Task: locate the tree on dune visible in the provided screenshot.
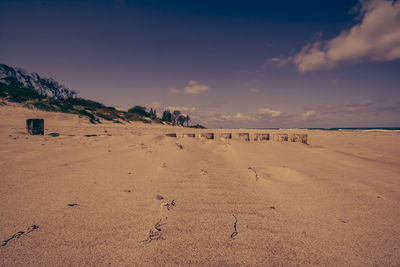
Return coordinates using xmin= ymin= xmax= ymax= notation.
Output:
xmin=161 ymin=109 xmax=172 ymax=123
xmin=172 ymin=110 xmax=181 ymax=125
xmin=177 ymin=114 xmax=187 ymax=126
xmin=128 ymin=105 xmax=148 ymax=116
xmin=186 ymin=115 xmax=191 ymax=126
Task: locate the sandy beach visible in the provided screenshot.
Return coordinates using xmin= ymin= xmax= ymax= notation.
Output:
xmin=1 ymin=103 xmax=400 ymax=266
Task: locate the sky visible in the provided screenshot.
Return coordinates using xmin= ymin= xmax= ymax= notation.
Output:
xmin=1 ymin=0 xmax=400 ymax=128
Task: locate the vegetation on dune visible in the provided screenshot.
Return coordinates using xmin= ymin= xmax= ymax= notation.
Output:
xmin=0 ymin=63 xmax=205 ymax=127
xmin=187 ymin=124 xmax=206 ymax=129
xmin=0 ymin=64 xmax=154 ymax=124
xmin=161 ymin=109 xmax=195 ymax=127
xmin=149 ymin=108 xmax=157 ymax=120
xmin=128 ymin=105 xmax=148 ymax=116
xmin=0 ymin=82 xmax=46 ymax=103
xmin=161 ymin=109 xmax=172 ymax=122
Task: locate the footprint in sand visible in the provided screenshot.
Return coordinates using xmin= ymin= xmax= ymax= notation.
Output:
xmin=143 ymin=219 xmax=166 ymax=243
xmin=230 ymin=214 xmax=238 ymax=238
xmin=162 ymin=200 xmax=176 ymax=211
xmin=0 ymin=225 xmax=39 ymax=248
xmin=143 ymin=196 xmax=177 ymax=244
xmin=248 ymin=167 xmax=261 ymax=181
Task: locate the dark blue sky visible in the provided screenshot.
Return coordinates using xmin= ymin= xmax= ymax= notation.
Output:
xmin=1 ymin=0 xmax=400 ymax=127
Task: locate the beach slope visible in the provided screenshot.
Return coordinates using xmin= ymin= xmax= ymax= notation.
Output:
xmin=1 ymin=104 xmax=400 ymax=266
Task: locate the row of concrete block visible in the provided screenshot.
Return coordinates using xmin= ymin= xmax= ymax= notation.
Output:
xmin=166 ymin=133 xmax=308 ymax=144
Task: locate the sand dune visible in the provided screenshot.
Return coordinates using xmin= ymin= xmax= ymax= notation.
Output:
xmin=1 ymin=104 xmax=400 ymax=266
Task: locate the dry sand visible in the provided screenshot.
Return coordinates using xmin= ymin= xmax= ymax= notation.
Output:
xmin=1 ymin=103 xmax=400 ymax=266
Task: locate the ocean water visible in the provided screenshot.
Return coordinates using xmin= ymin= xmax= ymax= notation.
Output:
xmin=304 ymin=127 xmax=400 ymax=131
xmin=247 ymin=127 xmax=400 ymax=131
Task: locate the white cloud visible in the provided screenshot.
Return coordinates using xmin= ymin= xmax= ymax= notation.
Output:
xmin=207 ymin=107 xmax=284 ymax=123
xmin=272 ymin=0 xmax=400 ymax=72
xmin=267 ymin=56 xmax=292 ymax=68
xmin=232 ymin=113 xmax=252 ymax=120
xmin=144 ymin=101 xmax=162 ymax=110
xmin=210 ymin=113 xmax=253 ymax=122
xmin=249 ymin=87 xmax=259 ymax=93
xmin=165 ymin=106 xmax=196 ymax=112
xmin=301 ymin=110 xmax=318 ymax=121
xmin=257 ymin=107 xmax=282 ymax=118
xmin=183 ymin=80 xmax=209 ymax=95
xmin=168 ymin=80 xmax=209 ymax=95
xmin=294 ymin=40 xmax=337 ymax=72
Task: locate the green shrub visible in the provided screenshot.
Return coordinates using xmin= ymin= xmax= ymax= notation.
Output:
xmin=78 ymin=109 xmax=101 ymax=124
xmin=0 ymin=83 xmax=45 ymax=102
xmin=188 ymin=124 xmax=206 ymax=129
xmin=60 ymin=103 xmax=74 ymax=113
xmin=96 ymin=112 xmax=114 ymax=121
xmin=128 ymin=105 xmax=148 ymax=116
xmin=66 ymin=97 xmax=105 ymax=109
xmin=31 ymin=101 xmax=59 ymax=112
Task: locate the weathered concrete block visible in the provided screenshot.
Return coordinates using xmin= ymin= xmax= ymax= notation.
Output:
xmin=272 ymin=133 xmax=288 ymax=142
xmin=291 ymin=134 xmax=308 ymax=144
xmin=165 ymin=133 xmax=177 ymax=138
xmin=238 ymin=133 xmax=250 ymax=141
xmin=254 ymin=133 xmax=269 ymax=141
xmin=26 ymin=118 xmax=44 ymax=135
xmin=220 ymin=133 xmax=232 ymax=139
xmin=182 ymin=133 xmax=196 ymax=138
xmin=200 ymin=133 xmax=214 ymax=139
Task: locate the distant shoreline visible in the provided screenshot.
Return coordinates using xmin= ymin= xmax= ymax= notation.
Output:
xmin=219 ymin=127 xmax=400 ymax=131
